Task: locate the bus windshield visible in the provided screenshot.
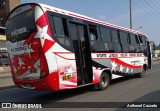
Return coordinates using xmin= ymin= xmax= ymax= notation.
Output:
xmin=6 ymin=9 xmax=36 ymax=42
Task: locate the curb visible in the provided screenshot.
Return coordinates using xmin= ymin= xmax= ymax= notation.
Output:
xmin=0 ymin=85 xmax=16 ymax=90
xmin=0 ymin=76 xmax=12 ymax=78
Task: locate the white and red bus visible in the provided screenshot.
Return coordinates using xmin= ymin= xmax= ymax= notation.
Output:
xmin=6 ymin=3 xmax=152 ymax=90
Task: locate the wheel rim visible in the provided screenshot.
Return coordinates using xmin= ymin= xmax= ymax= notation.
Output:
xmin=101 ymin=75 xmax=108 ymax=87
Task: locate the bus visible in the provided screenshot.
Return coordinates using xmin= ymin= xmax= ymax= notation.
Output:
xmin=6 ymin=3 xmax=152 ymax=91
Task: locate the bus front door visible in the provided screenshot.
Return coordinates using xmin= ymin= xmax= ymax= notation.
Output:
xmin=70 ymin=23 xmax=93 ymax=86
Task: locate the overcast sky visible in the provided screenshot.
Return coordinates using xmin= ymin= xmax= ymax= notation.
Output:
xmin=21 ymin=0 xmax=160 ymax=45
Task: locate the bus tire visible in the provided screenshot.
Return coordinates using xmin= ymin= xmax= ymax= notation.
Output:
xmin=137 ymin=67 xmax=145 ymax=78
xmin=96 ymin=72 xmax=110 ymax=90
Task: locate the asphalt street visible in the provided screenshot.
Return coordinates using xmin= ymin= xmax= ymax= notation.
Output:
xmin=0 ymin=64 xmax=160 ymax=111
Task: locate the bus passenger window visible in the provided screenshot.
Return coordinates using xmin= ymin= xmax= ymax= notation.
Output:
xmin=111 ymin=30 xmax=119 ymax=44
xmin=141 ymin=36 xmax=148 ymax=55
xmin=90 ymin=32 xmax=96 ymax=41
xmin=129 ymin=34 xmax=139 ymax=52
xmin=52 ymin=16 xmax=69 ymax=37
xmin=111 ymin=29 xmax=122 ymax=52
xmin=120 ymin=31 xmax=129 ymax=53
xmin=89 ymin=25 xmax=98 ymax=42
xmin=100 ymin=27 xmax=113 ymax=52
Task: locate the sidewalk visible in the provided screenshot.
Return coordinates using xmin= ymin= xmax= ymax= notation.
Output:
xmin=0 ymin=72 xmax=15 ymax=90
xmin=0 ymin=66 xmax=11 ymax=74
xmin=153 ymin=58 xmax=160 ymax=65
xmin=0 ymin=73 xmax=12 ymax=78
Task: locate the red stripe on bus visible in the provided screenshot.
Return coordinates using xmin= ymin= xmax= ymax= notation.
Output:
xmin=110 ymin=58 xmax=142 ymax=69
xmin=54 ymin=52 xmax=75 ymax=60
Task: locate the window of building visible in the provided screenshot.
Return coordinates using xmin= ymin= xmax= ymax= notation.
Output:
xmin=0 ymin=0 xmax=5 ymax=7
xmin=0 ymin=41 xmax=6 ymax=49
xmin=0 ymin=28 xmax=5 ymax=35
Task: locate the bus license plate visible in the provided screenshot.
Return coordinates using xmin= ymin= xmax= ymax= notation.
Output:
xmin=62 ymin=75 xmax=72 ymax=81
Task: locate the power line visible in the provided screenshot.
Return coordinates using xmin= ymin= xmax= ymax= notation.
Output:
xmin=154 ymin=0 xmax=160 ymax=7
xmin=139 ymin=0 xmax=160 ymax=17
xmin=143 ymin=0 xmax=160 ymax=16
xmin=150 ymin=0 xmax=160 ymax=12
xmin=139 ymin=0 xmax=160 ymax=19
xmin=133 ymin=0 xmax=160 ymax=23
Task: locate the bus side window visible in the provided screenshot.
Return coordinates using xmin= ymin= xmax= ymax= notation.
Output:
xmin=111 ymin=29 xmax=122 ymax=52
xmin=129 ymin=33 xmax=139 ymax=52
xmin=52 ymin=16 xmax=69 ymax=37
xmin=100 ymin=27 xmax=113 ymax=52
xmin=142 ymin=36 xmax=148 ymax=56
xmin=89 ymin=25 xmax=98 ymax=42
xmin=138 ymin=35 xmax=144 ymax=52
xmin=138 ymin=35 xmax=147 ymax=55
xmin=89 ymin=25 xmax=106 ymax=52
xmin=119 ymin=31 xmax=129 ymax=53
xmin=135 ymin=35 xmax=142 ymax=52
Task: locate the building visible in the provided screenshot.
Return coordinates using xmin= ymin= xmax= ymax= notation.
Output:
xmin=0 ymin=27 xmax=6 ymax=50
xmin=0 ymin=27 xmax=9 ymax=65
xmin=0 ymin=0 xmax=20 ymax=65
xmin=0 ymin=0 xmax=20 ymax=45
xmin=0 ymin=0 xmax=20 ymax=27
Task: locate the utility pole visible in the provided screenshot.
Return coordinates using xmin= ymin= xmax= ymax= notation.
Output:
xmin=129 ymin=0 xmax=132 ymax=29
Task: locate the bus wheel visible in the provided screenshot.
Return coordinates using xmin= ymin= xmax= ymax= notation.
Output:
xmin=137 ymin=67 xmax=145 ymax=78
xmin=97 ymin=72 xmax=110 ymax=90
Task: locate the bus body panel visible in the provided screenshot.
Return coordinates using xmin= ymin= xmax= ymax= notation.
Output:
xmin=6 ymin=3 xmax=151 ymax=91
xmin=6 ymin=4 xmax=56 ymax=90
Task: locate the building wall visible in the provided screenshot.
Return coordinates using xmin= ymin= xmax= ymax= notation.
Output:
xmin=9 ymin=0 xmax=20 ymax=11
xmin=0 ymin=0 xmax=20 ymax=65
xmin=0 ymin=35 xmax=6 ymax=41
xmin=0 ymin=0 xmax=20 ymax=27
xmin=0 ymin=0 xmax=20 ymax=53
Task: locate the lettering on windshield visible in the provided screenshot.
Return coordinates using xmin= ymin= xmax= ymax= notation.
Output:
xmin=11 ymin=27 xmax=27 ymax=36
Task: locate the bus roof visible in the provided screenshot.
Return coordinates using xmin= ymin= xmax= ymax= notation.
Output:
xmin=9 ymin=3 xmax=148 ymax=37
xmin=37 ymin=3 xmax=146 ymax=36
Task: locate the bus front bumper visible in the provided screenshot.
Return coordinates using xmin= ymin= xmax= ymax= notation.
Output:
xmin=12 ymin=72 xmax=59 ymax=91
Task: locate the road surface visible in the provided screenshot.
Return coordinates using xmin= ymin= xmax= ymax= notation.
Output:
xmin=0 ymin=64 xmax=160 ymax=111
